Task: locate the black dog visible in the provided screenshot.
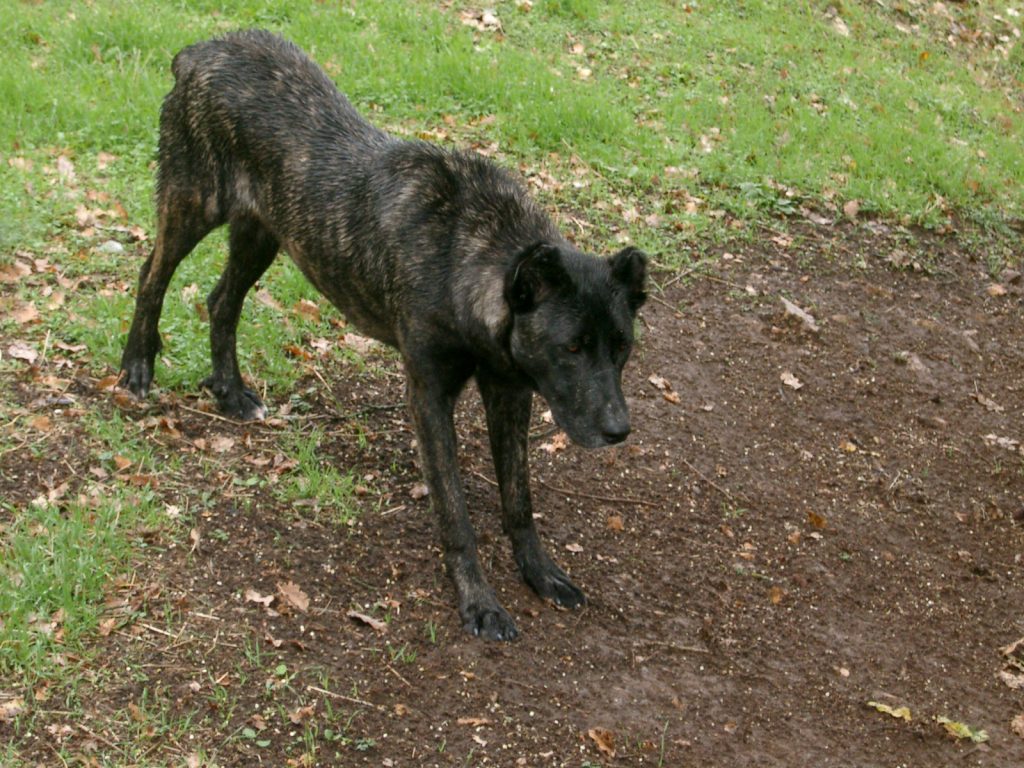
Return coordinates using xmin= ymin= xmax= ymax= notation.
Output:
xmin=120 ymin=30 xmax=646 ymax=641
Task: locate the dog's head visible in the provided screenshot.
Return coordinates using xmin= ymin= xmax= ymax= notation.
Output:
xmin=505 ymin=242 xmax=647 ymax=449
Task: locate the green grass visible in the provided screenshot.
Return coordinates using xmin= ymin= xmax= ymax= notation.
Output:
xmin=0 ymin=492 xmax=155 ymax=677
xmin=0 ymin=2 xmax=1022 ymax=760
xmin=2 ymin=1 xmax=1022 ymax=262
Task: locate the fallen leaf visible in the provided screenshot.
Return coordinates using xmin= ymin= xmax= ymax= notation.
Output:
xmin=0 ymin=261 xmax=32 ymax=283
xmin=539 ymin=432 xmax=569 ymax=454
xmin=340 ymin=332 xmax=378 ymax=355
xmin=867 ymin=701 xmax=911 ymax=721
xmin=11 ymin=302 xmax=39 ymax=324
xmin=780 ymin=371 xmax=803 ymax=390
xmin=987 ymin=284 xmax=1007 ymax=297
xmin=346 ymin=610 xmax=387 ymax=633
xmin=587 ymin=727 xmax=616 ymax=758
xmin=255 ymin=288 xmax=283 ymax=311
xmin=648 ymin=374 xmax=671 ymax=391
xmin=245 ymin=588 xmax=274 ymax=607
xmin=972 ymin=392 xmax=1004 ymax=413
xmin=96 ymin=151 xmax=118 ymax=170
xmin=98 ymin=617 xmax=118 ymax=637
xmin=457 ymin=717 xmax=492 ymax=727
xmin=839 ymin=440 xmax=858 ymax=453
xmin=842 ymin=199 xmax=860 ymax=220
xmin=1011 ymin=713 xmax=1024 ymax=739
xmin=288 ymin=704 xmax=316 ymax=724
xmin=293 ymin=299 xmax=321 ymax=323
xmin=780 ymin=297 xmax=819 ymax=333
xmin=1001 ymin=636 xmax=1024 ymax=657
xmin=410 ymin=483 xmax=429 ymax=500
xmin=56 ymin=155 xmax=76 ymax=185
xmin=95 ymin=374 xmax=121 ymax=391
xmin=936 ymin=716 xmax=988 ymax=743
xmin=663 ymin=390 xmax=681 ymax=405
xmin=0 ymin=697 xmax=26 ymax=722
xmin=998 ymin=671 xmax=1024 ymax=690
xmin=277 ymin=581 xmax=310 ymax=612
xmin=189 ymin=527 xmax=201 ymax=553
xmin=209 ymin=436 xmax=236 ymax=453
xmin=769 ymin=586 xmax=785 ymax=605
xmin=7 ymin=342 xmax=38 ymax=364
xmin=830 ymin=14 xmax=851 ymax=37
xmin=565 ymin=542 xmax=584 ymax=553
xmin=983 ymin=434 xmax=1021 ymax=452
xmin=807 ymin=511 xmax=827 ymax=529
xmin=606 ymin=515 xmax=625 ymax=532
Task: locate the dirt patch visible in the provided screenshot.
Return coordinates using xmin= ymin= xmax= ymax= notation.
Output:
xmin=4 ymin=223 xmax=1024 ymax=766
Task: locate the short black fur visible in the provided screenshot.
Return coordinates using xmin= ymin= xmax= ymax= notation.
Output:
xmin=120 ymin=30 xmax=647 ymax=641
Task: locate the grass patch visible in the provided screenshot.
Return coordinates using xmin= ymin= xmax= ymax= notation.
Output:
xmin=0 ymin=491 xmax=157 ymax=677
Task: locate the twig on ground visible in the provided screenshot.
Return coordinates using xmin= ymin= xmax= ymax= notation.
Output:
xmin=681 ymin=458 xmax=749 ymax=506
xmin=307 ymin=684 xmax=386 ymax=711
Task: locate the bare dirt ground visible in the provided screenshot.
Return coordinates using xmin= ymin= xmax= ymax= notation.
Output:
xmin=4 ymin=221 xmax=1024 ymax=766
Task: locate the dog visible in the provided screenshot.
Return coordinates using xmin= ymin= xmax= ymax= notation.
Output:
xmin=119 ymin=30 xmax=647 ymax=641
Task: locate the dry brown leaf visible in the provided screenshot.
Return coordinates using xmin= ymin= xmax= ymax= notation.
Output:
xmin=346 ymin=610 xmax=387 ymax=633
xmin=12 ymin=302 xmax=39 ymax=324
xmin=0 ymin=261 xmax=32 ymax=283
xmin=1012 ymin=713 xmax=1024 ymax=739
xmin=663 ymin=390 xmax=681 ymax=405
xmin=987 ymin=283 xmax=1007 ymax=297
xmin=410 ymin=483 xmax=429 ymax=500
xmin=588 ymin=727 xmax=616 ymax=758
xmin=340 ymin=332 xmax=378 ymax=355
xmin=293 ymin=298 xmax=321 ymax=323
xmin=95 ymin=374 xmax=121 ymax=391
xmin=998 ymin=671 xmax=1024 ymax=690
xmin=842 ymin=199 xmax=860 ymax=220
xmin=807 ymin=511 xmax=827 ymax=529
xmin=277 ymin=581 xmax=310 ymax=612
xmin=457 ymin=716 xmax=492 ymax=727
xmin=539 ymin=432 xmax=569 ymax=454
xmin=255 ymin=288 xmax=283 ymax=311
xmin=189 ymin=527 xmax=201 ymax=553
xmin=781 ymin=371 xmax=803 ymax=390
xmin=288 ymin=704 xmax=316 ymax=724
xmin=565 ymin=542 xmax=584 ymax=553
xmin=972 ymin=392 xmax=1004 ymax=413
xmin=209 ymin=436 xmax=236 ymax=453
xmin=98 ymin=617 xmax=118 ymax=637
xmin=769 ymin=586 xmax=786 ymax=605
xmin=606 ymin=515 xmax=625 ymax=532
xmin=244 ymin=588 xmax=274 ymax=607
xmin=7 ymin=342 xmax=38 ymax=364
xmin=648 ymin=373 xmax=671 ymax=391
xmin=28 ymin=415 xmax=52 ymax=432
xmin=781 ymin=297 xmax=819 ymax=333
xmin=0 ymin=697 xmax=26 ymax=722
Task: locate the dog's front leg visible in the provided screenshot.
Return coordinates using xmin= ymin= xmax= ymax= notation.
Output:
xmin=476 ymin=368 xmax=585 ymax=609
xmin=406 ymin=366 xmax=519 ymax=641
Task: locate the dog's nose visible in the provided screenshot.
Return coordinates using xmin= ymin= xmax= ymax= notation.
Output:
xmin=602 ymin=424 xmax=630 ymax=444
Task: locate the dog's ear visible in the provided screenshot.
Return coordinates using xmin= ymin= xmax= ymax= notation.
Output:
xmin=610 ymin=246 xmax=647 ymax=313
xmin=506 ymin=243 xmax=568 ymax=313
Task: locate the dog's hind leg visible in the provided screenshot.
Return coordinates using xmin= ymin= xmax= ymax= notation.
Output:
xmin=120 ymin=191 xmax=218 ymax=398
xmin=477 ymin=368 xmax=586 ymax=609
xmin=201 ymin=217 xmax=279 ymax=420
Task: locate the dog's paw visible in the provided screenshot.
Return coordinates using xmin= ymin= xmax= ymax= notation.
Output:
xmin=202 ymin=378 xmax=267 ymax=421
xmin=119 ymin=359 xmax=153 ymax=399
xmin=461 ymin=603 xmax=519 ymax=642
xmin=525 ymin=565 xmax=586 ymax=609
